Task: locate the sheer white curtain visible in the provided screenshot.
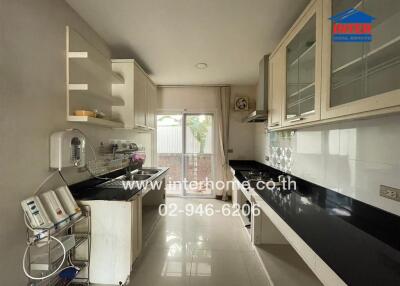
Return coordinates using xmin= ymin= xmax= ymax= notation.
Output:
xmin=216 ymin=86 xmax=231 ymax=200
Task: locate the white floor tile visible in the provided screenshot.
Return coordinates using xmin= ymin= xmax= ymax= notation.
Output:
xmin=128 ymin=197 xmax=269 ymax=286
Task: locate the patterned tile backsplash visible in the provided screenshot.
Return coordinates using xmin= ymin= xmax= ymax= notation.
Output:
xmin=258 ymin=114 xmax=400 ymax=216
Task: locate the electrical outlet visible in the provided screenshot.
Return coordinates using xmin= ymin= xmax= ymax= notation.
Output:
xmin=380 ymin=185 xmax=400 ymax=202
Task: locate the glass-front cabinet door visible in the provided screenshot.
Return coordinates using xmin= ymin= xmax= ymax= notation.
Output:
xmin=282 ymin=0 xmax=322 ymax=126
xmin=321 ymin=0 xmax=400 ymax=119
xmin=268 ymin=50 xmax=284 ymax=129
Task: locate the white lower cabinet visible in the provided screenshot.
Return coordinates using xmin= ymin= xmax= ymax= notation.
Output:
xmin=232 ymin=177 xmax=248 ymax=206
xmin=80 ymin=195 xmax=142 ymax=285
xmin=131 ymin=194 xmax=142 ymax=266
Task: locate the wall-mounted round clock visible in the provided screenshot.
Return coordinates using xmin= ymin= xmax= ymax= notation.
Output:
xmin=234 ymin=96 xmax=249 ymax=111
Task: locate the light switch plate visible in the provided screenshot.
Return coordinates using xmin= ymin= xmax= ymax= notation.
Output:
xmin=380 ymin=185 xmax=400 ymax=202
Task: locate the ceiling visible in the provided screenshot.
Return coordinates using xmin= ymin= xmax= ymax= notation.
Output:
xmin=66 ymin=0 xmax=309 ymax=85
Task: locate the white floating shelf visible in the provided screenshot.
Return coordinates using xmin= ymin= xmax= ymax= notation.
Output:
xmin=68 ymin=88 xmax=124 ymax=106
xmin=68 ymin=83 xmax=88 ymax=91
xmin=67 ymin=116 xmax=124 ymax=128
xmin=112 ymin=72 xmax=125 ymax=84
xmin=68 ymin=51 xmax=88 ymax=58
xmin=111 ymin=96 xmax=125 ymax=106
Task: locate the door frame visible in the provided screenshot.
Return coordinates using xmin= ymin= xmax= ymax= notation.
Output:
xmin=156 ymin=110 xmax=217 ymax=198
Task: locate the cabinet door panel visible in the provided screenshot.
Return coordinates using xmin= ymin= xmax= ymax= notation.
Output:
xmin=282 ymin=0 xmax=322 ymax=126
xmin=268 ymin=52 xmax=283 ymax=129
xmin=321 ymin=0 xmax=400 ymax=119
xmin=285 ymin=16 xmax=316 ymax=120
xmin=146 ymin=80 xmax=156 ymax=129
xmin=134 ymin=65 xmax=147 ymax=128
xmin=130 ymin=195 xmax=142 ymax=266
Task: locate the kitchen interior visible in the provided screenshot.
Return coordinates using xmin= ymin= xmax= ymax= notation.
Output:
xmin=1 ymin=0 xmax=400 ymax=285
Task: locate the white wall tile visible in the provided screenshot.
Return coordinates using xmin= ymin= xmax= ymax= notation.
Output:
xmin=254 ymin=114 xmax=400 ymax=216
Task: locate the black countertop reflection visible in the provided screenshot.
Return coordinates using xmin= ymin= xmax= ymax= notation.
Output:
xmin=69 ymin=168 xmax=141 ymax=201
xmin=69 ymin=167 xmax=168 ymax=201
xmin=229 ymin=160 xmax=400 ymax=286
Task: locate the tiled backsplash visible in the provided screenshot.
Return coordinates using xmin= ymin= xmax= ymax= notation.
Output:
xmin=259 ymin=114 xmax=400 ymax=216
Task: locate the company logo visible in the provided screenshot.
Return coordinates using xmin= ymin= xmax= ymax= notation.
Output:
xmin=330 ymin=8 xmax=375 ymax=42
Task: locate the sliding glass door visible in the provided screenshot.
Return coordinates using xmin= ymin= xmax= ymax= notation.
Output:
xmin=183 ymin=114 xmax=214 ymax=196
xmin=157 ymin=113 xmax=214 ymax=197
xmin=157 ymin=114 xmax=184 ymax=196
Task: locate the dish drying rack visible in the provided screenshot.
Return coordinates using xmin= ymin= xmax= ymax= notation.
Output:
xmin=87 ymin=149 xmax=146 ymax=177
xmin=25 ymin=173 xmax=91 ymax=286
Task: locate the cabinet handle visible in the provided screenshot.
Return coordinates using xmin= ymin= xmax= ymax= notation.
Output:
xmin=269 ymin=122 xmax=280 ymax=127
xmin=288 ymin=117 xmax=304 ymax=123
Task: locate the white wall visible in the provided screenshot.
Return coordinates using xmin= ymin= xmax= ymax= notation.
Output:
xmin=158 ymin=86 xmax=221 ymax=112
xmin=253 ymin=122 xmax=268 ymax=162
xmin=158 ymin=85 xmax=257 ymax=159
xmin=253 ymin=114 xmax=400 ymax=216
xmin=228 ymin=85 xmax=257 ymax=160
xmin=0 ymin=0 xmax=151 ymax=283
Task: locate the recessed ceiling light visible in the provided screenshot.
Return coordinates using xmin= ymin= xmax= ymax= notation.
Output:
xmin=195 ymin=63 xmax=208 ymax=69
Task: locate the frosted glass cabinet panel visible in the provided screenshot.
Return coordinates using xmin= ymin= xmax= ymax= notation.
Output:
xmin=322 ymin=0 xmax=400 ymax=119
xmin=286 ymin=15 xmax=316 ymax=119
xmin=282 ymin=0 xmax=322 ymax=127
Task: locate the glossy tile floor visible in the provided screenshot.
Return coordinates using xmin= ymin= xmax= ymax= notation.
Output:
xmin=128 ymin=197 xmax=270 ymax=286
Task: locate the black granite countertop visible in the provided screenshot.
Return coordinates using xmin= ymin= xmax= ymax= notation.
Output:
xmin=229 ymin=160 xmax=400 ymax=286
xmin=69 ymin=167 xmax=168 ymax=201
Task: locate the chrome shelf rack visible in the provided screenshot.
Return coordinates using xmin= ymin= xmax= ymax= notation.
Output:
xmin=25 ymin=206 xmax=91 ymax=286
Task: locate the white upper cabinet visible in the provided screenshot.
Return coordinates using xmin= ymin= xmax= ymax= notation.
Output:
xmin=112 ymin=59 xmax=156 ymax=130
xmin=281 ymin=0 xmax=323 ymax=126
xmin=133 ymin=64 xmax=148 ymax=129
xmin=268 ymin=50 xmax=284 ymax=129
xmin=146 ymin=79 xmax=157 ymax=130
xmin=321 ymin=0 xmax=400 ymax=119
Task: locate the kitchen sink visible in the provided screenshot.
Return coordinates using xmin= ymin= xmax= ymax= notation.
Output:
xmin=95 ymin=168 xmax=165 ymax=189
xmin=136 ymin=169 xmax=160 ymax=175
xmin=98 ymin=174 xmax=151 ymax=188
xmin=131 ymin=174 xmax=152 ymax=180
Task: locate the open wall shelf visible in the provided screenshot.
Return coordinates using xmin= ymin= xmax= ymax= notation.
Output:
xmin=67 ymin=116 xmax=124 ymax=128
xmin=255 ymin=244 xmax=322 ymax=286
xmin=68 ymin=87 xmax=124 ymax=106
xmin=66 ymin=26 xmax=125 ymax=128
